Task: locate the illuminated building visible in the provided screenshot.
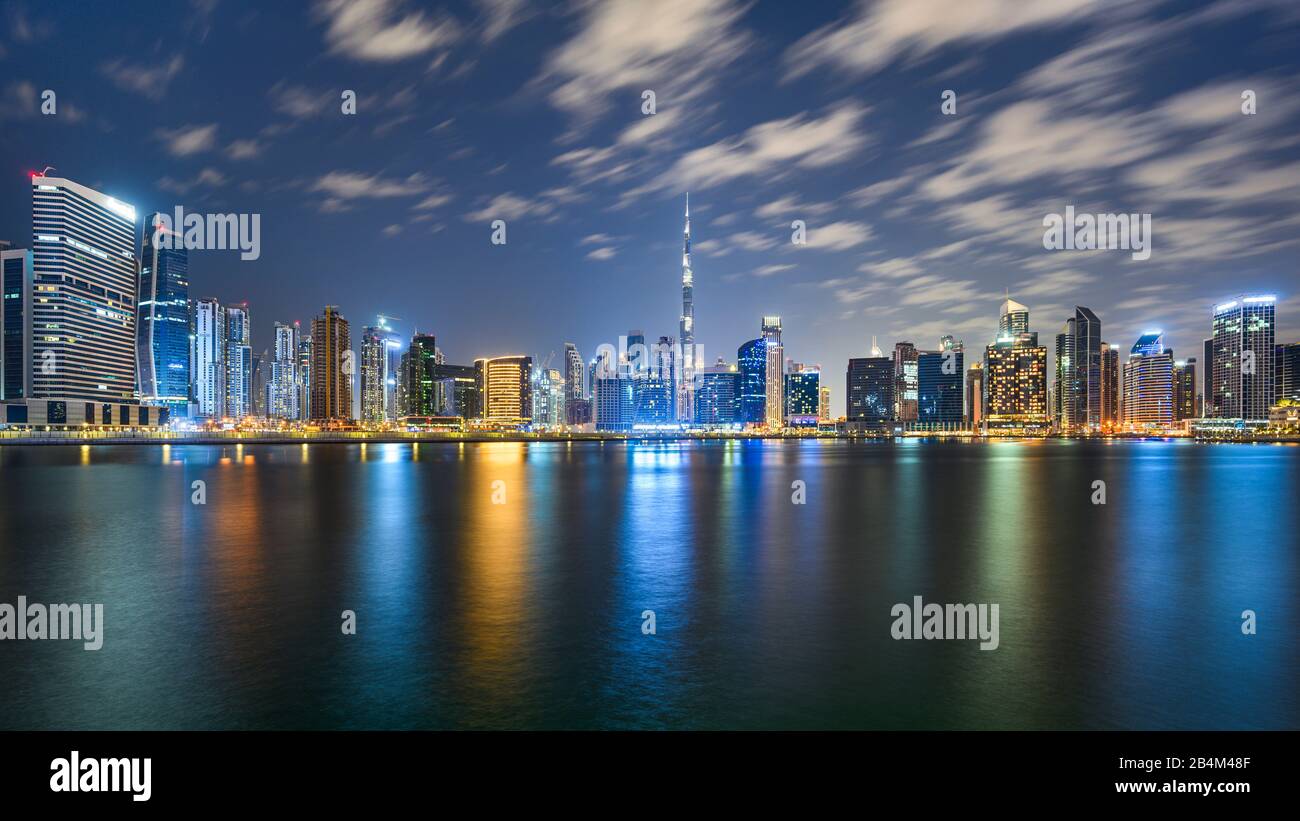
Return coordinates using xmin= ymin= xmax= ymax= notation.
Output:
xmin=634 ymin=336 xmax=674 ymax=425
xmin=1173 ymin=358 xmax=1197 ymax=421
xmin=1053 ymin=306 xmax=1102 ymax=432
xmin=696 ymin=359 xmax=738 ymax=426
xmin=918 ymin=348 xmax=963 ymax=425
xmin=1274 ymin=342 xmax=1298 ymax=404
xmin=677 ymin=194 xmax=695 ymax=423
xmin=1122 ymin=332 xmax=1174 ymax=428
xmin=224 ymin=302 xmax=252 ymax=418
xmin=999 ymin=297 xmax=1029 ymax=336
xmin=965 ymin=361 xmax=983 ymax=429
xmin=309 ymin=305 xmax=351 ymax=422
xmin=737 ymin=337 xmax=765 ymax=425
xmin=269 ymin=322 xmax=300 ymax=420
xmin=1211 ymin=295 xmax=1276 ymax=421
xmin=432 ymin=363 xmax=477 ymax=418
xmin=846 ymin=356 xmax=894 ymax=424
xmin=818 ymin=385 xmax=830 ymax=422
xmin=893 ymin=341 xmax=918 ymax=421
xmin=480 ymin=355 xmax=532 ymax=426
xmin=1202 ymin=338 xmax=1214 ymax=416
xmin=403 ymin=334 xmax=438 ymax=416
xmin=984 ymin=336 xmax=1048 ymax=432
xmin=30 ymin=174 xmax=138 ymax=404
xmin=361 ymin=319 xmax=400 ymax=425
xmin=531 ymin=367 xmax=566 ymax=429
xmin=1100 ymin=343 xmax=1119 ymax=428
xmin=784 ymin=365 xmax=819 ymax=427
xmin=1 ymin=247 xmax=33 ymax=403
xmin=191 ymin=298 xmax=225 ymax=419
xmin=297 ymin=333 xmax=312 ymax=421
xmin=763 ymin=316 xmax=783 ymax=428
xmin=136 ymin=213 xmax=190 ymax=418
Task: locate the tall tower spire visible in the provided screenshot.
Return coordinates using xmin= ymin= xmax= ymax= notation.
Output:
xmin=678 ymin=193 xmax=695 ymax=422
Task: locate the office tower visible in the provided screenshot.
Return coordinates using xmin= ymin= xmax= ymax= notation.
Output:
xmin=297 ymin=334 xmax=312 ymax=421
xmin=762 ymin=316 xmax=783 ymax=429
xmin=1211 ymin=295 xmax=1276 ymax=421
xmin=893 ymin=342 xmax=918 ymax=421
xmin=30 ymin=174 xmax=138 ymax=403
xmin=633 ymin=336 xmax=674 ymax=425
xmin=481 ymin=355 xmax=532 ymax=425
xmin=918 ymin=349 xmax=963 ymax=424
xmin=818 ymin=385 xmax=831 ymax=422
xmin=136 ymin=213 xmax=190 ymax=418
xmin=965 ymin=361 xmax=984 ymax=429
xmin=0 ymin=248 xmax=33 ymax=402
xmin=250 ymin=350 xmax=268 ymax=417
xmin=592 ymin=349 xmax=634 ymax=432
xmin=977 ymin=329 xmax=1050 ymax=428
xmin=309 ymin=306 xmax=351 ymax=422
xmin=696 ymin=359 xmax=738 ymax=426
xmin=784 ymin=365 xmax=820 ymax=427
xmin=360 ymin=324 xmax=389 ymax=425
xmin=430 ymin=363 xmax=478 ymax=417
xmin=1202 ymin=338 xmax=1214 ymax=416
xmin=1100 ymin=342 xmax=1119 ymax=428
xmin=939 ymin=335 xmax=963 ymax=352
xmin=678 ymin=193 xmax=695 ymax=423
xmin=1173 ymin=358 xmax=1197 ymax=421
xmin=562 ymin=342 xmax=587 ymax=424
xmin=191 ymin=297 xmax=226 ymax=419
xmin=999 ymin=297 xmax=1029 ymax=337
xmin=1053 ymin=307 xmax=1102 ymax=432
xmin=1122 ymin=332 xmax=1174 ymax=428
xmin=735 ymin=337 xmax=765 ymax=425
xmin=531 ymin=367 xmax=566 ymax=429
xmin=846 ymin=356 xmax=895 ymax=423
xmin=224 ymin=303 xmax=252 ymax=418
xmin=1275 ymin=342 xmax=1299 ymax=403
xmin=269 ymin=322 xmax=301 ymax=420
xmin=404 ymin=334 xmax=438 ymax=416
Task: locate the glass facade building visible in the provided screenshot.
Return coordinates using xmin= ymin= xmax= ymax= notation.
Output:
xmin=918 ymin=350 xmax=963 ymax=424
xmin=136 ymin=214 xmax=190 ymax=417
xmin=737 ymin=337 xmax=765 ymax=425
xmin=846 ymin=356 xmax=894 ymax=423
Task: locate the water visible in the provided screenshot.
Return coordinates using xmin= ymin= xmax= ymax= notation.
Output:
xmin=0 ymin=439 xmax=1296 ymax=730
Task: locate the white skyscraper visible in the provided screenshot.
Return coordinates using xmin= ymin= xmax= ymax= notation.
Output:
xmin=763 ymin=316 xmax=783 ymax=429
xmin=30 ymin=175 xmax=138 ymax=403
xmin=192 ymin=298 xmax=226 ymax=419
xmin=677 ymin=193 xmax=695 ymax=422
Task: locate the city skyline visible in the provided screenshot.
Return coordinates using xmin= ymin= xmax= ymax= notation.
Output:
xmin=1 ymin=1 xmax=1298 ymax=418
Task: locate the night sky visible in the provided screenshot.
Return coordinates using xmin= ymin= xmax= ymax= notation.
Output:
xmin=1 ymin=0 xmax=1297 ymax=414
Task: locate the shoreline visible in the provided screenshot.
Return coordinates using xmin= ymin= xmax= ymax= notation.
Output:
xmin=1 ymin=432 xmax=1296 ymax=446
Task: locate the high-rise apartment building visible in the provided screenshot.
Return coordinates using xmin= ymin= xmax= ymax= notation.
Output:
xmin=1211 ymin=295 xmax=1276 ymax=421
xmin=309 ymin=306 xmax=351 ymax=422
xmin=480 ymin=355 xmax=532 ymax=425
xmin=1122 ymin=332 xmax=1174 ymax=428
xmin=191 ymin=298 xmax=225 ymax=419
xmin=762 ymin=316 xmax=783 ymax=429
xmin=224 ymin=303 xmax=252 ymax=418
xmin=893 ymin=342 xmax=918 ymax=422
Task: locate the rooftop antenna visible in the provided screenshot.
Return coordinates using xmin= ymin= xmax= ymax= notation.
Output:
xmin=40 ymin=166 xmax=56 ymax=177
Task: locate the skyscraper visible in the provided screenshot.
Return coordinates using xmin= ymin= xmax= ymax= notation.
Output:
xmin=404 ymin=334 xmax=438 ymax=416
xmin=1122 ymin=332 xmax=1174 ymax=428
xmin=846 ymin=356 xmax=894 ymax=424
xmin=191 ymin=298 xmax=226 ymax=419
xmin=1278 ymin=342 xmax=1300 ymax=404
xmin=965 ymin=361 xmax=984 ymax=429
xmin=893 ymin=342 xmax=918 ymax=421
xmin=634 ymin=336 xmax=675 ymax=425
xmin=918 ymin=349 xmax=963 ymax=425
xmin=696 ymin=359 xmax=738 ymax=426
xmin=1173 ymin=358 xmax=1197 ymax=421
xmin=762 ymin=316 xmax=783 ymax=429
xmin=1054 ymin=307 xmax=1102 ymax=432
xmin=31 ymin=175 xmax=138 ymax=403
xmin=0 ymin=247 xmax=33 ymax=402
xmin=784 ymin=365 xmax=820 ymax=427
xmin=481 ymin=355 xmax=532 ymax=425
xmin=1202 ymin=338 xmax=1215 ymax=417
xmin=269 ymin=321 xmax=300 ymax=420
xmin=737 ymin=337 xmax=765 ymax=425
xmin=818 ymin=385 xmax=831 ymax=422
xmin=1211 ymin=295 xmax=1276 ymax=421
xmin=592 ymin=348 xmax=634 ymax=432
xmin=360 ymin=322 xmax=396 ymax=425
xmin=309 ymin=306 xmax=351 ymax=423
xmin=297 ymin=333 xmax=312 ymax=421
xmin=677 ymin=193 xmax=695 ymax=423
xmin=999 ymin=297 xmax=1030 ymax=337
xmin=1100 ymin=342 xmax=1120 ymax=428
xmin=136 ymin=213 xmax=190 ymax=418
xmin=531 ymin=367 xmax=566 ymax=429
xmin=224 ymin=302 xmax=252 ymax=419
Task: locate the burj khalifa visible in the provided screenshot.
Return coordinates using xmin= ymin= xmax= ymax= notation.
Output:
xmin=678 ymin=193 xmax=695 ymax=422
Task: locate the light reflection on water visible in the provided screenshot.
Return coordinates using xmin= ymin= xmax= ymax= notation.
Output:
xmin=0 ymin=439 xmax=1296 ymax=729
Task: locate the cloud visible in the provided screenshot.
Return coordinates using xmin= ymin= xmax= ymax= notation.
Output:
xmin=312 ymin=170 xmax=434 ymax=201
xmin=784 ymin=0 xmax=1095 ymax=78
xmin=101 ymin=56 xmax=185 ymax=101
xmin=633 ymin=102 xmax=871 ymax=195
xmin=315 ymin=0 xmax=461 ymax=61
xmin=382 ymin=224 xmax=404 ymax=236
xmin=268 ymin=82 xmax=334 ymax=119
xmin=753 ymin=264 xmax=796 ymax=277
xmin=586 ymin=247 xmax=617 ymax=261
xmin=157 ymin=167 xmax=228 ymax=195
xmin=155 ymin=123 xmax=219 ymax=157
xmin=755 ymin=195 xmax=834 ymax=220
xmin=0 ymin=81 xmax=38 ymax=119
xmin=463 ymin=192 xmax=556 ymax=222
xmin=225 ymin=139 xmax=264 ymax=160
xmin=476 ymin=0 xmax=531 ymax=43
xmin=805 ymin=220 xmax=874 ymax=251
xmin=412 ymin=191 xmax=454 ymax=210
xmin=539 ymin=0 xmax=751 ymax=119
